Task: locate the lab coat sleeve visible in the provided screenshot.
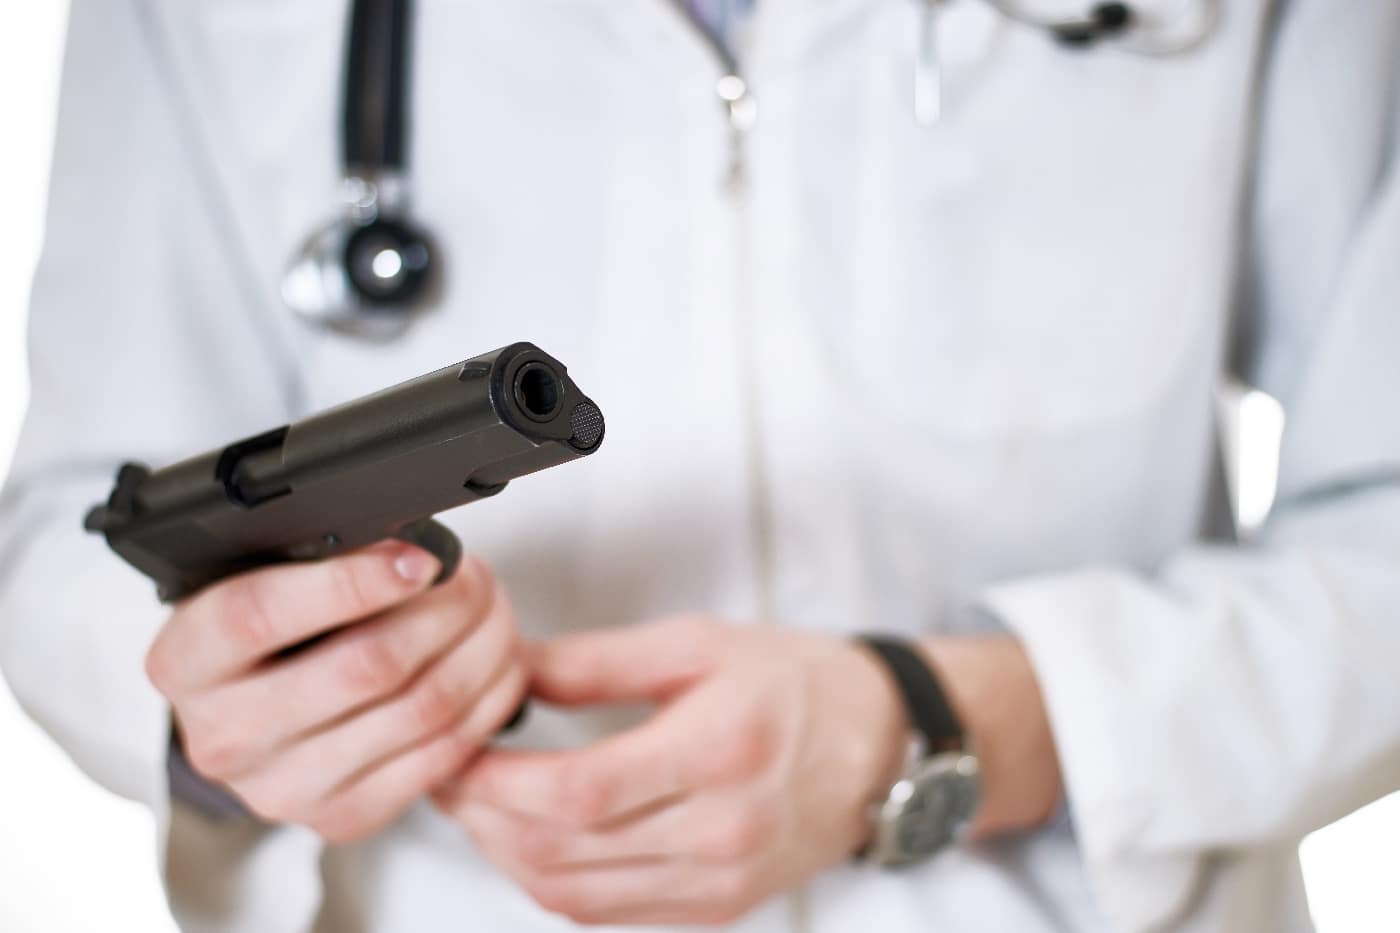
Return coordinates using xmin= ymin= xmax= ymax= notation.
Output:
xmin=973 ymin=3 xmax=1400 ymax=927
xmin=0 ymin=0 xmax=300 ymax=830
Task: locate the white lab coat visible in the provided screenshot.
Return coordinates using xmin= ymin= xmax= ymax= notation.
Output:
xmin=2 ymin=0 xmax=1397 ymax=930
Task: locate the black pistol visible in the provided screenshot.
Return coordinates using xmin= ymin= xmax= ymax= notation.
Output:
xmin=85 ymin=342 xmax=605 ymax=603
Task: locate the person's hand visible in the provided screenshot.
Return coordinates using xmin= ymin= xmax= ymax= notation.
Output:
xmin=435 ymin=617 xmax=900 ymax=926
xmin=144 ymin=541 xmax=526 ymax=843
xmin=434 ymin=617 xmax=1063 ymax=926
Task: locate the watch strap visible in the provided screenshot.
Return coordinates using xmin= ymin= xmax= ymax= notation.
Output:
xmin=857 ymin=635 xmax=963 ymax=751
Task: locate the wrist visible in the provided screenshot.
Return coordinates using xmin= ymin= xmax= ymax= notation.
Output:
xmin=840 ymin=638 xmax=915 ymax=826
xmin=851 ymin=633 xmax=983 ymax=865
xmin=915 ymin=636 xmax=1063 ymax=839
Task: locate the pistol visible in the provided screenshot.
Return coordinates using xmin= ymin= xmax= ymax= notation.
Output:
xmin=84 ymin=342 xmax=605 ymax=603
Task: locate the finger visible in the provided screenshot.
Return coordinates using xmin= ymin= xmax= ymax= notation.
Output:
xmin=297 ymin=709 xmax=489 ymax=844
xmin=148 ymin=540 xmax=441 ymax=694
xmin=500 ymin=858 xmax=757 ymax=927
xmin=452 ymin=727 xmax=684 ymax=829
xmin=179 ymin=559 xmax=497 ymax=776
xmin=451 ymin=791 xmax=774 ymax=870
xmin=229 ymin=589 xmax=523 ymax=801
xmin=238 ymin=663 xmax=529 ymax=834
xmin=453 ymin=684 xmax=766 ymax=829
xmin=315 ymin=644 xmax=527 ymax=840
xmin=564 ymin=901 xmax=750 ymax=927
xmin=526 ymin=615 xmax=721 ymax=707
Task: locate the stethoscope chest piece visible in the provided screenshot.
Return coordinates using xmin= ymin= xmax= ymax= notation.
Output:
xmin=282 ymin=181 xmax=435 ymax=340
xmin=282 ymin=0 xmax=436 ymax=339
xmin=343 ymin=217 xmax=432 ymax=305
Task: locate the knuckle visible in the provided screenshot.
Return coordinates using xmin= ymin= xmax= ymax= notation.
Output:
xmin=182 ymin=728 xmax=243 ymax=780
xmin=458 ymin=554 xmax=497 ymax=594
xmin=405 ymin=672 xmax=461 ymax=734
xmin=339 ymin=637 xmax=405 ymax=696
xmin=513 ymin=823 xmax=565 ymax=868
xmin=709 ymin=719 xmax=774 ymax=783
xmin=329 ymin=557 xmax=376 ymax=619
xmin=404 ymin=730 xmax=475 ymax=799
xmin=657 ymin=613 xmax=726 ymax=663
xmin=422 ymin=729 xmax=475 ymax=781
xmin=664 ymin=613 xmax=718 ymax=644
xmin=238 ymin=785 xmax=300 ymax=824
xmin=458 ymin=664 xmax=526 ymax=749
xmin=312 ymin=816 xmax=361 ymax=845
xmin=475 ymin=616 xmax=519 ymax=677
xmin=222 ymin=578 xmax=278 ymax=654
xmin=701 ymin=807 xmax=773 ymax=860
xmin=527 ymin=878 xmax=586 ymax=918
xmin=462 ymin=558 xmax=510 ymax=624
xmin=552 ymin=769 xmax=613 ymax=828
xmin=489 ymin=664 xmax=529 ymax=725
xmin=454 ymin=801 xmax=493 ymax=839
xmin=238 ymin=797 xmax=280 ymax=824
xmin=454 ymin=596 xmax=499 ymax=651
xmin=445 ymin=556 xmax=479 ymax=600
xmin=479 ymin=593 xmax=519 ymax=648
xmin=310 ymin=800 xmax=373 ymax=845
xmin=709 ymin=868 xmax=758 ymax=914
xmin=143 ymin=642 xmax=174 ymax=694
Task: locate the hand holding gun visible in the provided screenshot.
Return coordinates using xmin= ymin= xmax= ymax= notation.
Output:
xmin=84 ymin=343 xmax=604 ymax=837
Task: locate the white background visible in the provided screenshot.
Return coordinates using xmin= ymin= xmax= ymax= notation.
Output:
xmin=0 ymin=5 xmax=1396 ymax=932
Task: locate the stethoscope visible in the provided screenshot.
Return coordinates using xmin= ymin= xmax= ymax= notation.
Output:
xmin=282 ymin=0 xmax=1219 ymax=332
xmin=911 ymin=0 xmax=1219 ymax=123
xmin=282 ymin=0 xmax=433 ymax=339
xmin=982 ymin=0 xmax=1216 ymax=50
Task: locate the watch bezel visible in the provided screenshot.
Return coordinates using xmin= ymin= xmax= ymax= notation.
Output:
xmin=866 ymin=745 xmax=981 ymax=868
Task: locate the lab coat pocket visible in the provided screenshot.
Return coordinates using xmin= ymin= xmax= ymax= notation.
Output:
xmin=828 ymin=0 xmax=1246 ymax=442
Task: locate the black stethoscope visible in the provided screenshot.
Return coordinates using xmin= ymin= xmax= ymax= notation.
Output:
xmin=282 ymin=0 xmax=433 ymax=338
xmin=911 ymin=0 xmax=1218 ymax=123
xmin=282 ymin=0 xmax=1218 ymax=333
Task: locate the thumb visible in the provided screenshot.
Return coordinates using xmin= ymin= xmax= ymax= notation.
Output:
xmin=526 ymin=615 xmax=723 ymax=707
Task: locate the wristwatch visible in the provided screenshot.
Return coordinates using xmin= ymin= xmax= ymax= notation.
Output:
xmin=856 ymin=635 xmax=981 ymax=867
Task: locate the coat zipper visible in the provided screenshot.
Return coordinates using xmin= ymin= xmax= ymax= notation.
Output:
xmin=670 ymin=2 xmax=758 ymax=190
xmin=669 ymin=5 xmax=807 ymax=931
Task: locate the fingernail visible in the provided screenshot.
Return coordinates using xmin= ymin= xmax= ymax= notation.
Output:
xmin=394 ymin=548 xmax=438 ymax=585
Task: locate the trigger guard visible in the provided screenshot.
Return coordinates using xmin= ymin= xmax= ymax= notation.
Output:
xmin=392 ymin=518 xmax=461 ymax=586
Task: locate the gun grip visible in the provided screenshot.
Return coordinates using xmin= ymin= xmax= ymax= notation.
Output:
xmin=391 ymin=517 xmax=528 ymax=734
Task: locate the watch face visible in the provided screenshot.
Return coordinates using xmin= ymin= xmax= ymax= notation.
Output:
xmin=885 ymin=753 xmax=980 ymax=862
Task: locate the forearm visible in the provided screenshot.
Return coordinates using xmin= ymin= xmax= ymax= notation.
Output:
xmin=978 ymin=491 xmax=1400 ymax=856
xmin=0 ymin=476 xmax=172 ymax=805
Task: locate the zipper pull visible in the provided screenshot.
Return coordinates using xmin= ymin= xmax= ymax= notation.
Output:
xmin=914 ymin=0 xmax=943 ymax=126
xmin=716 ymin=73 xmax=758 ymax=192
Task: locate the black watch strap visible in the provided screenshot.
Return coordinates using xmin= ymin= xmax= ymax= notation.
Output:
xmin=857 ymin=635 xmax=964 ymax=752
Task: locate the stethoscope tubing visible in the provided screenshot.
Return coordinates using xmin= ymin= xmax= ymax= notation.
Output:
xmin=344 ymin=0 xmax=412 ymax=175
xmin=284 ymin=0 xmax=1221 ymax=331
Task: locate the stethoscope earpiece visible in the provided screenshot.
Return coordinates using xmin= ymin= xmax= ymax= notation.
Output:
xmin=1051 ymin=2 xmax=1135 ymax=47
xmin=916 ymin=0 xmax=1218 ymax=125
